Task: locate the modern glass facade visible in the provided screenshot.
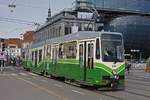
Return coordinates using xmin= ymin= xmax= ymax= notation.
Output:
xmin=86 ymin=0 xmax=150 ymax=13
xmin=108 ymin=16 xmax=150 ymax=58
xmin=79 ymin=0 xmax=150 ymax=58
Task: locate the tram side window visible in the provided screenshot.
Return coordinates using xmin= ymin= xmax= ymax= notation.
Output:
xmin=59 ymin=44 xmax=63 ymax=59
xmin=62 ymin=42 xmax=77 ymax=59
xmin=96 ymin=38 xmax=100 ymax=59
xmin=65 ymin=44 xmax=77 ymax=59
xmin=79 ymin=44 xmax=84 ymax=68
xmin=34 ymin=51 xmax=38 ymax=67
xmin=52 ymin=48 xmax=55 ymax=63
xmin=47 ymin=45 xmax=51 ymax=58
xmin=79 ymin=44 xmax=83 ymax=57
xmin=32 ymin=51 xmax=34 ymax=61
xmin=39 ymin=50 xmax=42 ymax=62
xmin=88 ymin=43 xmax=94 ymax=69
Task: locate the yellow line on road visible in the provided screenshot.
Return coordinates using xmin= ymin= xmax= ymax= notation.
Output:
xmin=15 ymin=76 xmax=69 ymax=100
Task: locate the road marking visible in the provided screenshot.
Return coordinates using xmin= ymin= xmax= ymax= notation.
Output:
xmin=19 ymin=73 xmax=28 ymax=76
xmin=29 ymin=76 xmax=37 ymax=80
xmin=11 ymin=73 xmax=18 ymax=76
xmin=0 ymin=74 xmax=9 ymax=76
xmin=72 ymin=90 xmax=86 ymax=95
xmin=15 ymin=76 xmax=68 ymax=100
xmin=26 ymin=77 xmax=32 ymax=80
xmin=28 ymin=72 xmax=39 ymax=77
xmin=41 ymin=79 xmax=48 ymax=83
xmin=54 ymin=84 xmax=63 ymax=88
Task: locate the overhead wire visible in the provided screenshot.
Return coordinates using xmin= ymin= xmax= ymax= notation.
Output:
xmin=0 ymin=20 xmax=34 ymax=25
xmin=17 ymin=3 xmax=47 ymax=9
xmin=11 ymin=0 xmax=17 ymax=4
xmin=6 ymin=25 xmax=35 ymax=33
xmin=0 ymin=16 xmax=41 ymax=25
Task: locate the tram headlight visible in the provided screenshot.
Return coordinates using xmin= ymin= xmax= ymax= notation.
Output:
xmin=112 ymin=70 xmax=119 ymax=80
xmin=112 ymin=70 xmax=117 ymax=75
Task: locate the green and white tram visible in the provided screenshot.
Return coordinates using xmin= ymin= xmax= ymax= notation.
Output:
xmin=23 ymin=31 xmax=125 ymax=89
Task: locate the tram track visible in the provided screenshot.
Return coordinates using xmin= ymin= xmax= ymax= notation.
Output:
xmin=64 ymin=81 xmax=124 ymax=100
xmin=125 ymin=80 xmax=150 ymax=87
xmin=125 ymin=84 xmax=150 ymax=92
xmin=126 ymin=76 xmax=150 ymax=83
xmin=124 ymin=89 xmax=150 ymax=99
xmin=20 ymin=71 xmax=149 ymax=100
xmin=14 ymin=66 xmax=150 ymax=100
xmin=95 ymin=91 xmax=124 ymax=100
xmin=126 ymin=74 xmax=150 ymax=82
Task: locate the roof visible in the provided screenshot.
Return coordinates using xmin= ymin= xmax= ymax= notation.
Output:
xmin=31 ymin=31 xmax=122 ymax=49
xmin=35 ymin=9 xmax=76 ymax=33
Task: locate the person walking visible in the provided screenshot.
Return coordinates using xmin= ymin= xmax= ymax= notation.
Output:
xmin=127 ymin=62 xmax=131 ymax=74
xmin=0 ymin=52 xmax=5 ymax=72
xmin=125 ymin=60 xmax=131 ymax=74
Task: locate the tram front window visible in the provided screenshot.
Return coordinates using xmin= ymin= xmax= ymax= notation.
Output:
xmin=101 ymin=34 xmax=123 ymax=62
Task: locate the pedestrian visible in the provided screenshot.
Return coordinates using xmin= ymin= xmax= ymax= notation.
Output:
xmin=0 ymin=52 xmax=5 ymax=72
xmin=127 ymin=63 xmax=131 ymax=74
xmin=146 ymin=57 xmax=150 ymax=72
xmin=125 ymin=60 xmax=131 ymax=74
xmin=13 ymin=57 xmax=16 ymax=66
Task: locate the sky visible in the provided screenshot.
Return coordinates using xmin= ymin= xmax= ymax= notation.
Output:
xmin=0 ymin=0 xmax=74 ymax=38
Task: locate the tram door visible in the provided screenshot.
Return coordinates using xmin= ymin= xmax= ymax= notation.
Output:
xmin=52 ymin=45 xmax=59 ymax=73
xmin=79 ymin=42 xmax=87 ymax=81
xmin=87 ymin=42 xmax=94 ymax=69
xmin=79 ymin=44 xmax=84 ymax=68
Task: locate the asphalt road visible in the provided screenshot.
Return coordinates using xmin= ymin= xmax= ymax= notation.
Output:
xmin=0 ymin=66 xmax=150 ymax=100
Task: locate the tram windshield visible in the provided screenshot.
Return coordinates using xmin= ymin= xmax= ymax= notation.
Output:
xmin=101 ymin=34 xmax=124 ymax=62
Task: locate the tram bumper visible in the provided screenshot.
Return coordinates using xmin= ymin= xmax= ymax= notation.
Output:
xmin=110 ymin=74 xmax=119 ymax=89
xmin=102 ymin=71 xmax=124 ymax=89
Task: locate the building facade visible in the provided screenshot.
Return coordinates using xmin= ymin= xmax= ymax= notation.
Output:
xmin=4 ymin=38 xmax=22 ymax=57
xmin=33 ymin=0 xmax=150 ymax=59
xmin=0 ymin=38 xmax=5 ymax=52
xmin=79 ymin=0 xmax=150 ymax=13
xmin=34 ymin=9 xmax=95 ymax=44
xmin=75 ymin=0 xmax=150 ymax=59
xmin=22 ymin=31 xmax=34 ymax=59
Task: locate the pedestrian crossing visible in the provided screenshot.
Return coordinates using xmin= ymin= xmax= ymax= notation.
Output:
xmin=27 ymin=72 xmax=39 ymax=77
xmin=19 ymin=72 xmax=28 ymax=76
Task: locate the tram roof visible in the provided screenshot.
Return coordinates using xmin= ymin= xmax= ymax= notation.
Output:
xmin=31 ymin=31 xmax=122 ymax=48
xmin=46 ymin=31 xmax=122 ymax=44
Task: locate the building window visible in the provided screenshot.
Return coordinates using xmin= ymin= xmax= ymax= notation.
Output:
xmin=65 ymin=27 xmax=71 ymax=35
xmin=59 ymin=26 xmax=61 ymax=36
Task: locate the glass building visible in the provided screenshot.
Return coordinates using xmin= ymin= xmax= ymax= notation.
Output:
xmin=77 ymin=0 xmax=150 ymax=58
xmin=85 ymin=0 xmax=150 ymax=13
xmin=108 ymin=16 xmax=150 ymax=59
